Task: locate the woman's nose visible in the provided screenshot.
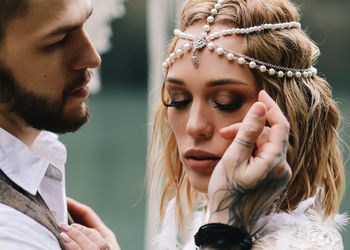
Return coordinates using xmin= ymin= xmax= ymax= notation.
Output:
xmin=186 ymin=102 xmax=213 ymax=139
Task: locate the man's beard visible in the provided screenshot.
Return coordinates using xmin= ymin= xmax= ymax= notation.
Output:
xmin=0 ymin=61 xmax=90 ymax=133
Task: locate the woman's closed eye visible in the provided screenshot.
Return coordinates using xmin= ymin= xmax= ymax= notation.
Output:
xmin=165 ymin=99 xmax=192 ymax=109
xmin=213 ymin=101 xmax=243 ymax=112
xmin=212 ymin=91 xmax=244 ymax=113
xmin=164 ymin=90 xmax=192 ymax=110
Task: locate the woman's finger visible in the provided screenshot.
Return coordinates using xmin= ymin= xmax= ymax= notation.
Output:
xmin=71 ymin=224 xmax=111 ymax=250
xmin=67 ymin=198 xmax=111 ymax=236
xmin=223 ymin=102 xmax=267 ymax=162
xmin=60 ymin=223 xmax=98 ymax=250
xmin=257 ymin=91 xmax=290 ymax=164
xmin=67 ymin=198 xmax=120 ymax=250
xmin=60 ymin=232 xmax=82 ymax=250
xmin=67 ymin=198 xmax=104 ymax=229
xmin=259 ymin=90 xmax=289 ymax=128
xmin=219 ymin=122 xmax=241 ymax=139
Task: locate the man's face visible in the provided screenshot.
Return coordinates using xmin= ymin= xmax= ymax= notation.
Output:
xmin=0 ymin=0 xmax=101 ymax=133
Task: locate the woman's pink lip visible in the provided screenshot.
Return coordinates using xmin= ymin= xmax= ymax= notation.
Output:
xmin=184 ymin=149 xmax=220 ymax=158
xmin=186 ymin=158 xmax=220 ymax=171
xmin=184 ymin=149 xmax=221 ymax=171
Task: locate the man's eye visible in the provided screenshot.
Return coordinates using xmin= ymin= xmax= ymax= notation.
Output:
xmin=165 ymin=100 xmax=191 ymax=110
xmin=213 ymin=101 xmax=243 ymax=112
xmin=49 ymin=36 xmax=68 ymax=48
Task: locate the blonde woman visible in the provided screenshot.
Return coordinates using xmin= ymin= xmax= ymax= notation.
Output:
xmin=149 ymin=0 xmax=348 ymax=249
xmin=58 ymin=0 xmax=347 ymax=249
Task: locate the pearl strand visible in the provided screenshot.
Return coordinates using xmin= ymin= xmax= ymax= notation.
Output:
xmin=207 ymin=22 xmax=301 ymax=41
xmin=162 ymin=0 xmax=317 ymax=79
xmin=162 ymin=41 xmax=316 ymax=79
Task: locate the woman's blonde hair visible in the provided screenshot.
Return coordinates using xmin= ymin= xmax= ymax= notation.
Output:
xmin=149 ymin=0 xmax=345 ymax=231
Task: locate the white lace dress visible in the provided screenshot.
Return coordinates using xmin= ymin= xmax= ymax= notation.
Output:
xmin=153 ymin=195 xmax=348 ymax=250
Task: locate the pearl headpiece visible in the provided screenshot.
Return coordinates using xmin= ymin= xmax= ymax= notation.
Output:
xmin=162 ymin=0 xmax=317 ymax=79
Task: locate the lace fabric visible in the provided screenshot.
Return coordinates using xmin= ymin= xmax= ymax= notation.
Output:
xmin=253 ymin=207 xmax=346 ymax=249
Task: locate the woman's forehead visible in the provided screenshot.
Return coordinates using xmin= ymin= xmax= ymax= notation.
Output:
xmin=175 ymin=23 xmax=245 ymax=52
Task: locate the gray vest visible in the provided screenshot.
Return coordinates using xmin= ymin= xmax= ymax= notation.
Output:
xmin=0 ymin=170 xmax=73 ymax=249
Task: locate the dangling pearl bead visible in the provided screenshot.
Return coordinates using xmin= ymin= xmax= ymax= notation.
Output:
xmin=169 ymin=53 xmax=175 ymax=59
xmin=210 ymin=8 xmax=218 ymax=15
xmin=203 ymin=24 xmax=210 ymax=32
xmin=162 ymin=62 xmax=167 ymax=69
xmin=238 ymin=57 xmax=246 ymax=65
xmin=207 ymin=16 xmax=214 ymax=23
xmin=277 ymin=71 xmax=284 ymax=78
xmin=183 ymin=43 xmax=191 ymax=51
xmin=303 ymin=71 xmax=309 ymax=78
xmin=218 ymin=0 xmax=224 ymax=4
xmin=226 ymin=53 xmax=234 ymax=61
xmin=215 ymin=47 xmax=224 ymax=55
xmin=295 ymin=71 xmax=302 ymax=78
xmin=268 ymin=68 xmax=276 ymax=76
xmin=249 ymin=61 xmax=257 ymax=69
xmin=286 ymin=71 xmax=293 ymax=78
xmin=259 ymin=65 xmax=267 ymax=72
xmin=207 ymin=42 xmax=215 ymax=51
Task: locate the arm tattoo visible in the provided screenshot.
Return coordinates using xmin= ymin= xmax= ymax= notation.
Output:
xmin=211 ymin=137 xmax=290 ymax=233
xmin=213 ymin=170 xmax=289 ymax=232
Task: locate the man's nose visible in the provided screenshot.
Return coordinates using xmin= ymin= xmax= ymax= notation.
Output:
xmin=69 ymin=29 xmax=101 ymax=70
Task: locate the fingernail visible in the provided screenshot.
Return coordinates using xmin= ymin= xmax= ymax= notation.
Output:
xmin=251 ymin=103 xmax=265 ymax=117
xmin=71 ymin=223 xmax=82 ymax=230
xmin=60 ymin=232 xmax=72 ymax=243
xmin=60 ymin=223 xmax=71 ymax=232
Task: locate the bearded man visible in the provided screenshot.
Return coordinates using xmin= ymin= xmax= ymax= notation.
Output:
xmin=0 ymin=0 xmax=118 ymax=249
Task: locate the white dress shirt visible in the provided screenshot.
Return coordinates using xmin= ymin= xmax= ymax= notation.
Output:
xmin=0 ymin=128 xmax=67 ymax=250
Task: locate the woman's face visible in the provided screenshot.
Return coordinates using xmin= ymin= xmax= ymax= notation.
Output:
xmin=165 ymin=24 xmax=259 ymax=193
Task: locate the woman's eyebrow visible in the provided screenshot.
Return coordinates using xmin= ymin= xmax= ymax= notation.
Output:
xmin=166 ymin=77 xmax=185 ymax=85
xmin=166 ymin=77 xmax=248 ymax=86
xmin=207 ymin=79 xmax=248 ymax=87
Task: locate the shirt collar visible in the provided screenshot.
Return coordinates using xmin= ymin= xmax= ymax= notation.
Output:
xmin=0 ymin=128 xmax=66 ymax=195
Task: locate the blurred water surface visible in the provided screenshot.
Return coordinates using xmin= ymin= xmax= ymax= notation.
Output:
xmin=61 ymin=84 xmax=148 ymax=250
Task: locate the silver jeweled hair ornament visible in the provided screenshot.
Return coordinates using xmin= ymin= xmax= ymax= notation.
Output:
xmin=162 ymin=0 xmax=317 ymax=79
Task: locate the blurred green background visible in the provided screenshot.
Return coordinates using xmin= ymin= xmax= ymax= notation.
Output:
xmin=61 ymin=0 xmax=350 ymax=249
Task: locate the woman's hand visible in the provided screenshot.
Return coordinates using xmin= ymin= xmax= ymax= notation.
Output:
xmin=60 ymin=198 xmax=120 ymax=250
xmin=208 ymin=90 xmax=292 ymax=233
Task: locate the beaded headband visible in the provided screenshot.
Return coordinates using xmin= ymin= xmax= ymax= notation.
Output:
xmin=162 ymin=0 xmax=317 ymax=79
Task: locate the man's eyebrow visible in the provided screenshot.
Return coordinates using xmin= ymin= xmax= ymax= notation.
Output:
xmin=206 ymin=78 xmax=248 ymax=87
xmin=166 ymin=77 xmax=185 ymax=85
xmin=44 ymin=9 xmax=93 ymax=38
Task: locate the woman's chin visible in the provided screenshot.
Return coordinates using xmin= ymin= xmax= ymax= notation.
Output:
xmin=188 ymin=176 xmax=210 ymax=193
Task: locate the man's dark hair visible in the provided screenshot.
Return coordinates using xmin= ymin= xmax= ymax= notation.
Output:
xmin=0 ymin=0 xmax=29 ymax=43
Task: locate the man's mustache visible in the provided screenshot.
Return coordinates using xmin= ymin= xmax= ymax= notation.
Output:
xmin=63 ymin=70 xmax=93 ymax=96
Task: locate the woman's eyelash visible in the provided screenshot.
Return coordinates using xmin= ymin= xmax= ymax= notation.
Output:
xmin=165 ymin=100 xmax=191 ymax=109
xmin=213 ymin=101 xmax=243 ymax=112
